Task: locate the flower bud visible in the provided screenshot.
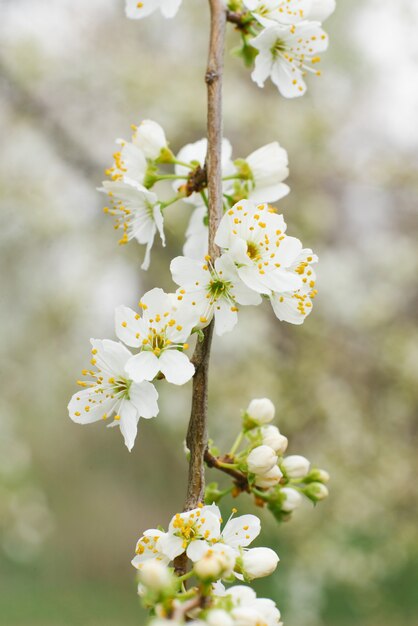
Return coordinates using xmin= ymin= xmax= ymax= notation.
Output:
xmin=261 ymin=426 xmax=288 ymax=454
xmin=247 ymin=446 xmax=278 ymax=475
xmin=139 ymin=559 xmax=173 ymax=592
xmin=241 ymin=547 xmax=279 ymax=579
xmin=207 ymin=610 xmax=234 ymax=626
xmin=303 ymin=482 xmax=329 ymax=502
xmin=307 ymin=468 xmax=330 ymax=484
xmin=133 ymin=120 xmax=168 ymax=160
xmin=281 ymin=487 xmax=303 ymax=512
xmin=254 ymin=465 xmax=283 ymax=489
xmin=281 ymin=455 xmax=310 ymax=478
xmin=195 ymin=552 xmax=229 ymax=581
xmin=232 ymin=607 xmax=265 ymax=626
xmin=246 ymin=398 xmax=275 ymax=425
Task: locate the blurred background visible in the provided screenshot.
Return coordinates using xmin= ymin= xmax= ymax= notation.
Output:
xmin=1 ymin=0 xmax=418 ymax=624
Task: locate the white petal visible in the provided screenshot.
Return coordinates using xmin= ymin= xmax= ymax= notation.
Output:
xmin=115 ymin=306 xmax=146 ymax=348
xmin=119 ymin=400 xmax=139 ymax=451
xmin=158 ymin=534 xmax=185 ymax=560
xmin=158 ymin=350 xmax=195 ymax=385
xmin=129 ymin=381 xmax=159 ymax=418
xmin=170 ymin=256 xmax=209 ymax=287
xmin=186 ymin=540 xmax=210 ymax=562
xmin=222 ymin=515 xmax=261 ymax=548
xmin=90 ymin=338 xmax=132 ymax=374
xmin=214 ymin=300 xmax=238 ymax=336
xmin=68 ymin=388 xmax=115 ymax=424
xmin=125 ymin=351 xmax=161 ymax=382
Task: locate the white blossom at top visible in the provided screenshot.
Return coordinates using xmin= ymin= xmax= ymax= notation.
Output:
xmin=269 ymin=248 xmax=318 ymax=324
xmin=170 ymin=253 xmax=261 ymax=336
xmin=126 ymin=0 xmax=182 ymax=20
xmin=115 ymin=288 xmax=197 ymax=386
xmin=308 ymin=0 xmax=336 ymax=21
xmin=132 ymin=119 xmax=168 ymax=160
xmin=214 ymin=200 xmax=303 ymax=296
xmin=233 ymin=142 xmax=290 ymax=204
xmin=243 ymin=0 xmax=312 ymax=28
xmin=68 ymin=339 xmax=159 ymax=451
xmin=100 ymin=179 xmax=165 ymax=270
xmin=251 ymin=22 xmax=329 ymax=98
xmin=173 ymin=138 xmax=235 ymax=205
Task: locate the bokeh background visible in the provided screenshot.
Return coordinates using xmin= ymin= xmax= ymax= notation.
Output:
xmin=1 ymin=0 xmax=418 ymax=624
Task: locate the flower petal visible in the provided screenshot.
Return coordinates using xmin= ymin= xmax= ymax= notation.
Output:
xmin=119 ymin=400 xmax=139 ymax=451
xmin=222 ymin=515 xmax=261 ymax=548
xmin=158 ymin=350 xmax=195 ymax=385
xmin=125 ymin=351 xmax=161 ymax=382
xmin=129 ymin=381 xmax=159 ymax=419
xmin=115 ymin=306 xmax=146 ymax=348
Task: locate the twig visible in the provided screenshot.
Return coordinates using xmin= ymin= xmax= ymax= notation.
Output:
xmin=204 ymin=449 xmax=249 ymax=492
xmin=174 ymin=0 xmax=226 ymax=577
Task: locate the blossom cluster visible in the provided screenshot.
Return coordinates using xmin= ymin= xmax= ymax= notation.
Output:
xmin=132 ymin=504 xmax=282 ymax=626
xmin=204 ymin=397 xmax=330 ymax=521
xmin=125 ymin=0 xmax=335 ymax=98
xmin=100 ymin=119 xmax=294 ymax=267
xmin=68 ymin=201 xmax=318 ymax=450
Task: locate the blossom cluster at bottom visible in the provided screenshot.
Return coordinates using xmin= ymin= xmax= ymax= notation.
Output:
xmin=133 ymin=504 xmax=282 ymax=626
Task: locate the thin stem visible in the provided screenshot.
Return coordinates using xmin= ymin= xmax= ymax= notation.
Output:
xmin=228 ymin=430 xmax=244 ymax=456
xmin=154 ymin=174 xmax=189 ymax=180
xmin=173 ymin=0 xmax=226 ymax=577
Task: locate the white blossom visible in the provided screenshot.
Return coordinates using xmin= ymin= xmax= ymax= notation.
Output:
xmin=254 ymin=465 xmax=283 ymax=489
xmin=173 ymin=138 xmax=234 ymax=205
xmin=239 ymin=142 xmax=290 ymax=203
xmin=126 ymin=0 xmax=182 ymax=20
xmin=251 ymin=22 xmax=329 ymax=98
xmin=241 ymin=547 xmax=280 ymax=579
xmin=68 ymin=339 xmax=159 ymax=451
xmin=247 ymin=446 xmax=278 ymax=475
xmin=115 ymin=288 xmax=197 ymax=386
xmin=260 ymin=425 xmax=288 ymax=454
xmin=194 ymin=550 xmax=234 ymax=581
xmin=243 ymin=0 xmax=312 ymax=28
xmin=269 ymin=248 xmax=318 ymax=324
xmin=158 ymin=505 xmax=261 ymax=565
xmin=246 ymin=398 xmax=275 ymax=424
xmin=281 ymin=454 xmax=310 ymax=478
xmin=132 ymin=529 xmax=169 ymax=569
xmin=280 ymin=487 xmax=303 ymax=511
xmin=105 ymin=140 xmax=147 ymax=183
xmin=132 ymin=119 xmax=168 ymax=160
xmin=215 ymin=200 xmax=303 ymax=296
xmin=100 ymin=178 xmax=165 ymax=270
xmin=170 ymin=253 xmax=261 ymax=336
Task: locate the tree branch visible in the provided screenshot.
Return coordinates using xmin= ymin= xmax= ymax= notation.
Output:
xmin=174 ymin=0 xmax=226 ymax=576
xmin=184 ymin=0 xmax=226 ymax=511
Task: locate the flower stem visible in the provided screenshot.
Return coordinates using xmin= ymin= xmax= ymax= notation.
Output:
xmin=228 ymin=430 xmax=244 ymax=456
xmin=173 ymin=0 xmax=226 ymax=578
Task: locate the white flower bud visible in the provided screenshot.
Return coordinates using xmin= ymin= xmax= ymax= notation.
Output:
xmin=309 ymin=468 xmax=330 ymax=483
xmin=246 ymin=398 xmax=275 ymax=424
xmin=139 ymin=559 xmax=173 ymax=592
xmin=133 ymin=120 xmax=167 ymax=160
xmin=281 ymin=455 xmax=310 ymax=478
xmin=207 ymin=609 xmax=234 ymax=626
xmin=232 ymin=607 xmax=265 ymax=626
xmin=281 ymin=487 xmax=303 ymax=512
xmin=261 ymin=426 xmax=288 ymax=454
xmin=195 ymin=552 xmax=229 ymax=581
xmin=254 ymin=465 xmax=283 ymax=488
xmin=247 ymin=445 xmax=278 ymax=475
xmin=241 ymin=547 xmax=279 ymax=579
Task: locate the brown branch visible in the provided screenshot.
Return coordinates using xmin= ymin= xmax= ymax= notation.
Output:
xmin=174 ymin=0 xmax=226 ymax=577
xmin=226 ymin=10 xmax=248 ymax=28
xmin=204 ymin=450 xmax=249 ymax=492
